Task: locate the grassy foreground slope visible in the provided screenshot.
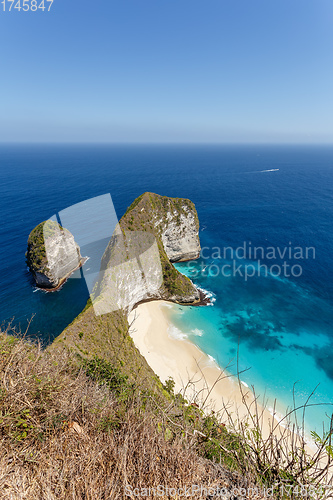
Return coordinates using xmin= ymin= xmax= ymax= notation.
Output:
xmin=0 ymin=329 xmax=264 ymax=500
xmin=2 ymin=329 xmax=332 ymax=498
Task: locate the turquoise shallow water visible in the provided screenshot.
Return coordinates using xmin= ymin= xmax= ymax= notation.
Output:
xmin=0 ymin=144 xmax=332 ymax=434
xmin=173 ymin=261 xmax=333 ymax=434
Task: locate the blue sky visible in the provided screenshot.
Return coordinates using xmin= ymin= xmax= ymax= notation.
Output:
xmin=1 ymin=0 xmax=333 ymax=143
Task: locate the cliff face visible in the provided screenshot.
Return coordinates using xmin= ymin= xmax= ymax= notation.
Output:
xmin=93 ymin=192 xmax=201 ymax=315
xmin=27 ymin=220 xmax=83 ymax=289
xmin=123 ymin=192 xmax=200 ymax=262
xmin=156 ymin=204 xmax=200 ymax=262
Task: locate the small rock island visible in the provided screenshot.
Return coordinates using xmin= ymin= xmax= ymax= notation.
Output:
xmin=26 ymin=220 xmax=84 ymax=290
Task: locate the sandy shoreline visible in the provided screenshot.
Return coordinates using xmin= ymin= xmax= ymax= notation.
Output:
xmin=128 ymin=300 xmax=294 ymax=442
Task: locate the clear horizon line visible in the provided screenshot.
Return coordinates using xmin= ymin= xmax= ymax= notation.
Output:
xmin=1 ymin=141 xmax=333 ymax=146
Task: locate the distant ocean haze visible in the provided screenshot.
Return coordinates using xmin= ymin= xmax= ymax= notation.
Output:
xmin=0 ymin=143 xmax=332 ymax=432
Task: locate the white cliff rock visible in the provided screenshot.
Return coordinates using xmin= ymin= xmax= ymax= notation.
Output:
xmin=93 ymin=230 xmax=164 ymax=315
xmin=27 ymin=220 xmax=83 ymax=289
xmin=159 ymin=209 xmax=200 ymax=262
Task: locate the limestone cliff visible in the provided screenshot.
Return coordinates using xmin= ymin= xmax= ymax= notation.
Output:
xmin=123 ymin=192 xmax=200 ymax=262
xmin=92 ymin=192 xmax=201 ymax=314
xmin=27 ymin=220 xmax=84 ymax=289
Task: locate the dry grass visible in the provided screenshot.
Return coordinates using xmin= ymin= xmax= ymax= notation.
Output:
xmin=2 ymin=327 xmax=332 ymax=499
xmin=0 ymin=330 xmax=263 ymax=500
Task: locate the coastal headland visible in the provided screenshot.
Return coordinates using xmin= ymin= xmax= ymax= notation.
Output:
xmin=35 ymin=192 xmax=316 ymax=455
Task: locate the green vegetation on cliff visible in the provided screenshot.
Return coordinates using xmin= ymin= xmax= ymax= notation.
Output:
xmin=26 ymin=220 xmax=63 ymax=273
xmin=49 ymin=304 xmax=162 ymax=391
xmin=119 ymin=191 xmax=200 ymax=299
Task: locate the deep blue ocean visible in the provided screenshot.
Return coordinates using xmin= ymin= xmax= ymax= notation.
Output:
xmin=0 ymin=144 xmax=332 ymax=433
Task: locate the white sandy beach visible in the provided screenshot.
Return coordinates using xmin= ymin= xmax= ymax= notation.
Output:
xmin=128 ymin=300 xmax=292 ymax=442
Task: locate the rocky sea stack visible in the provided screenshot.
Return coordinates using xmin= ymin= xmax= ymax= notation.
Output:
xmin=26 ymin=220 xmax=84 ymax=290
xmin=93 ymin=192 xmax=202 ymax=314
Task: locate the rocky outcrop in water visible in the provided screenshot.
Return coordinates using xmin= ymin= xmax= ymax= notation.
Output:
xmin=27 ymin=220 xmax=84 ymax=290
xmin=93 ymin=192 xmax=202 ymax=314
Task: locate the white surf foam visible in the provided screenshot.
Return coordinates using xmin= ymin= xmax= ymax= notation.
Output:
xmin=168 ymin=325 xmax=188 ymax=341
xmin=207 ymin=354 xmax=218 ymax=367
xmin=162 ymin=302 xmax=173 ymax=309
xmin=196 ymin=286 xmax=216 ymax=306
xmin=191 ymin=328 xmax=204 ymax=337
